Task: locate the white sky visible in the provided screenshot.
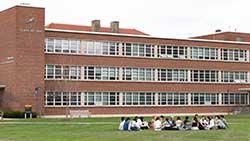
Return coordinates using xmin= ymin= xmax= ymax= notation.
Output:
xmin=1 ymin=0 xmax=250 ymax=38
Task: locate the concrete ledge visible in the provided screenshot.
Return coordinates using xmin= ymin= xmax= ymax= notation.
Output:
xmin=42 ymin=112 xmax=231 ymax=118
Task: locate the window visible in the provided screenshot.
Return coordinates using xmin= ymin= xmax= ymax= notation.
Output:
xmin=102 ymin=42 xmax=109 ymax=55
xmin=158 ymin=69 xmax=188 ymax=82
xmin=123 ymin=43 xmax=154 ymax=57
xmin=46 ymin=65 xmax=54 ymax=79
xmin=221 ymin=49 xmax=246 ymax=61
xmin=45 ymin=92 xmax=54 ymax=105
xmin=221 ymin=71 xmax=247 ymax=83
xmin=109 ymin=42 xmax=119 ymax=55
xmin=45 ymin=65 xmax=81 ymax=80
xmin=45 ymin=38 xmax=81 ymax=54
xmin=125 ymin=43 xmax=132 ymax=56
xmin=191 ymin=93 xmax=219 ymax=105
xmin=55 ymin=65 xmax=62 ymax=79
xmin=191 ymin=70 xmax=218 ymax=82
xmin=63 ymin=66 xmax=70 ymax=79
xmin=158 ymin=93 xmax=188 ymax=105
xmin=87 ymin=41 xmax=95 ymax=54
xmin=55 ymin=39 xmax=62 ymax=53
xmin=84 ymin=92 xmax=119 ymax=106
xmin=45 ymin=92 xmax=250 ymax=107
xmin=62 ymin=40 xmax=69 ymax=53
xmin=191 ymin=47 xmax=218 ymax=60
xmin=70 ymin=66 xmax=81 ymax=80
xmin=46 ymin=39 xmax=54 ymax=52
xmin=84 ymin=66 xmax=119 ymax=80
xmin=70 ymin=40 xmax=80 ymax=53
xmin=45 ymin=92 xmax=81 ymax=106
xmin=123 ymin=68 xmax=154 ymax=81
xmin=55 ymin=92 xmax=62 ymax=105
xmin=123 ymin=92 xmax=155 ymax=106
xmin=158 ymin=45 xmax=187 ymax=59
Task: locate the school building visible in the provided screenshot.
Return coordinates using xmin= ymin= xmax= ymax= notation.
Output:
xmin=0 ymin=5 xmax=249 ymax=116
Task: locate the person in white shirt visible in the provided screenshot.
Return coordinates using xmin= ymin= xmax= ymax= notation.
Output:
xmin=130 ymin=118 xmax=140 ymax=131
xmin=175 ymin=116 xmax=184 ymax=130
xmin=136 ymin=117 xmax=142 ymax=128
xmin=154 ymin=117 xmax=162 ymax=131
xmin=140 ymin=117 xmax=149 ymax=130
xmin=207 ymin=116 xmax=215 ymax=130
xmin=200 ymin=116 xmax=209 ymax=130
xmin=118 ymin=117 xmax=125 ymax=130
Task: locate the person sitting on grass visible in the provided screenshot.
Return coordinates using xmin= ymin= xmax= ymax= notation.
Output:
xmin=207 ymin=116 xmax=215 ymax=130
xmin=150 ymin=116 xmax=156 ymax=129
xmin=123 ymin=117 xmax=131 ymax=131
xmin=136 ymin=116 xmax=142 ymax=129
xmin=140 ymin=117 xmax=150 ymax=130
xmin=154 ymin=117 xmax=162 ymax=131
xmin=162 ymin=118 xmax=176 ymax=130
xmin=191 ymin=117 xmax=199 ymax=130
xmin=175 ymin=116 xmax=184 ymax=130
xmin=118 ymin=117 xmax=125 ymax=130
xmin=169 ymin=116 xmax=176 ymax=127
xmin=160 ymin=115 xmax=164 ymax=123
xmin=200 ymin=116 xmax=209 ymax=130
xmin=216 ymin=116 xmax=226 ymax=129
xmin=130 ymin=118 xmax=140 ymax=131
xmin=220 ymin=115 xmax=229 ymax=128
xmin=183 ymin=116 xmax=192 ymax=130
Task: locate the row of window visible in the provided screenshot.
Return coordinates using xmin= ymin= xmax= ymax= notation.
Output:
xmin=158 ymin=45 xmax=187 ymax=59
xmin=191 ymin=47 xmax=218 ymax=60
xmin=44 ymin=92 xmax=249 ymax=106
xmin=191 ymin=70 xmax=219 ymax=82
xmin=158 ymin=69 xmax=188 ymax=82
xmin=45 ymin=39 xmax=81 ymax=54
xmin=44 ymin=38 xmax=250 ymax=62
xmin=222 ymin=93 xmax=249 ymax=105
xmin=221 ymin=49 xmax=246 ymax=61
xmin=122 ymin=43 xmax=154 ymax=57
xmin=45 ymin=65 xmax=81 ymax=79
xmin=84 ymin=66 xmax=120 ymax=80
xmin=122 ymin=68 xmax=155 ymax=81
xmin=221 ymin=71 xmax=247 ymax=83
xmin=44 ymin=65 xmax=250 ymax=83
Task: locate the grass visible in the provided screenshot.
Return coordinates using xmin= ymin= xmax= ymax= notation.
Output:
xmin=0 ymin=115 xmax=250 ymax=141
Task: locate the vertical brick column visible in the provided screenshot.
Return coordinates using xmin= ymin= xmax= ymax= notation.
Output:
xmin=187 ymin=46 xmax=191 ymax=59
xmin=154 ymin=45 xmax=158 ymax=57
xmin=219 ymin=93 xmax=222 ymax=105
xmin=118 ymin=42 xmax=123 ymax=56
xmin=218 ymin=48 xmax=221 ymax=60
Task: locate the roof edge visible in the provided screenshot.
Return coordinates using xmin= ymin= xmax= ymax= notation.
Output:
xmin=45 ymin=23 xmax=150 ymax=36
xmin=191 ymin=31 xmax=250 ymax=39
xmin=45 ymin=28 xmax=250 ymax=45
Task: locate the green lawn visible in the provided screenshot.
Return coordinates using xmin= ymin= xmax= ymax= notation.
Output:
xmin=0 ymin=115 xmax=250 ymax=141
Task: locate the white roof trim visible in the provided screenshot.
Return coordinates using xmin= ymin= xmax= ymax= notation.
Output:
xmin=0 ymin=85 xmax=5 ymax=89
xmin=45 ymin=28 xmax=250 ymax=45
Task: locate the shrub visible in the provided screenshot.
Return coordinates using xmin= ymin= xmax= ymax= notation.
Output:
xmin=3 ymin=111 xmax=37 ymax=118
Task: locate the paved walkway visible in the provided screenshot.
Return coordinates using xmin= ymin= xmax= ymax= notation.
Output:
xmin=0 ymin=122 xmax=117 ymax=125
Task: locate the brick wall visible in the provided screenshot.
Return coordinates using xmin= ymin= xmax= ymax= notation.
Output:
xmin=192 ymin=32 xmax=250 ymax=42
xmin=44 ymin=106 xmax=235 ymax=115
xmin=0 ymin=6 xmax=45 ymax=112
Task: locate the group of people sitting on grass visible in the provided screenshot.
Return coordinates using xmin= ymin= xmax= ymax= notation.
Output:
xmin=118 ymin=114 xmax=228 ymax=131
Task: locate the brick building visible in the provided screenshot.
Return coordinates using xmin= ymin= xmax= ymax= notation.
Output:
xmin=0 ymin=5 xmax=249 ymax=116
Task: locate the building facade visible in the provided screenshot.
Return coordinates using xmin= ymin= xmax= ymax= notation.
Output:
xmin=0 ymin=6 xmax=250 ymax=116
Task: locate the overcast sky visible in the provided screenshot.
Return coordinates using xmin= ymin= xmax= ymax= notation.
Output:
xmin=1 ymin=0 xmax=249 ymax=38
